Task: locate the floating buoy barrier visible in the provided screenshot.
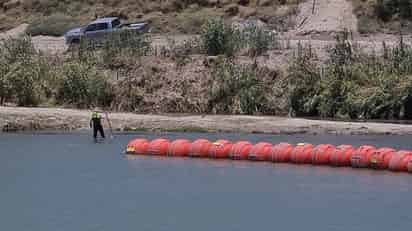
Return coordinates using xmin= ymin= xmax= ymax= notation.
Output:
xmin=330 ymin=145 xmax=354 ymax=167
xmin=311 ymin=144 xmax=335 ymax=165
xmin=147 ymin=139 xmax=170 ymax=156
xmin=369 ymin=148 xmax=396 ymax=169
xmin=209 ymin=140 xmax=233 ymax=159
xmin=230 ymin=141 xmax=253 ymax=160
xmin=291 ymin=143 xmax=314 ymax=164
xmin=271 ymin=143 xmax=294 ymax=163
xmin=168 ymin=139 xmax=191 ymax=157
xmin=189 ymin=139 xmax=212 ymax=158
xmin=126 ymin=139 xmax=149 ymax=155
xmin=249 ymin=142 xmax=273 ymax=161
xmin=388 ymin=151 xmax=412 ymax=172
xmin=126 ymin=138 xmax=412 ymax=173
xmin=351 ymin=146 xmax=376 ymax=168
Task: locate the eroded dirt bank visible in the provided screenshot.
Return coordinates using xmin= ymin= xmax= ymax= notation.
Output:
xmin=1 ymin=106 xmax=412 ymax=135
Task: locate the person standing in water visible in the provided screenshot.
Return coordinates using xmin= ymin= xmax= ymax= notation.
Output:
xmin=90 ymin=108 xmax=105 ymax=140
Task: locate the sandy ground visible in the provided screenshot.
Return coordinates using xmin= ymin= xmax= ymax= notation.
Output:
xmin=293 ymin=0 xmax=358 ymax=36
xmin=2 ymin=106 xmax=412 ymax=135
xmin=0 ymin=0 xmax=409 ymax=58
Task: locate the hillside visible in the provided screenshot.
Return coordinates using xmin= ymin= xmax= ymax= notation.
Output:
xmin=0 ymin=0 xmax=302 ymax=34
xmin=2 ymin=0 xmax=412 ymax=122
xmin=1 ymin=0 xmax=411 ymax=36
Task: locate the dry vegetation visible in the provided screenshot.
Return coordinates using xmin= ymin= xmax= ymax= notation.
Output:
xmin=352 ymin=0 xmax=412 ymax=34
xmin=0 ymin=0 xmax=302 ymax=35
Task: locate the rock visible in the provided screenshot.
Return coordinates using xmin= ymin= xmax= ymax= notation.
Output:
xmin=239 ymin=6 xmax=256 ymax=18
xmin=160 ymin=0 xmax=180 ymax=13
xmin=3 ymin=0 xmax=20 ymax=10
xmin=188 ymin=3 xmax=200 ymax=10
xmin=224 ymin=4 xmax=239 ymax=16
xmin=236 ymin=0 xmax=250 ymax=6
xmin=220 ymin=0 xmax=233 ymax=5
xmin=206 ymin=0 xmax=222 ymax=7
xmin=258 ymin=0 xmax=273 ymax=6
xmin=104 ymin=9 xmax=129 ymax=20
xmin=203 ymin=56 xmax=219 ymax=67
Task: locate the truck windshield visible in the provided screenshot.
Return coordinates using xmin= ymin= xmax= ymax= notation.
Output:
xmin=85 ymin=23 xmax=108 ymax=32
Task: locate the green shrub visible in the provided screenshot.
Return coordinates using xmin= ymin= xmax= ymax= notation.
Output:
xmin=56 ymin=62 xmax=114 ymax=108
xmin=0 ymin=36 xmax=36 ymax=63
xmin=358 ymin=15 xmax=380 ymax=34
xmin=0 ymin=36 xmax=55 ymax=106
xmin=200 ymin=19 xmax=241 ymax=57
xmin=209 ymin=58 xmax=266 ymax=114
xmin=287 ymin=42 xmax=321 ymax=116
xmin=287 ymin=30 xmax=412 ymax=120
xmin=26 ymin=14 xmax=79 ymax=36
xmin=242 ymin=21 xmax=279 ymax=57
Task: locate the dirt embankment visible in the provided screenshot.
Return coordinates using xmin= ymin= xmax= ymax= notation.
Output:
xmin=2 ymin=106 xmax=412 ymax=135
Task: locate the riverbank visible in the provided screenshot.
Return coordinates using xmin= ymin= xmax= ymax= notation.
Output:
xmin=2 ymin=106 xmax=412 ymax=135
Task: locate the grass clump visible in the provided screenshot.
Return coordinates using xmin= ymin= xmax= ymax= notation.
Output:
xmin=26 ymin=14 xmax=79 ymax=36
xmin=353 ymin=0 xmax=412 ymax=34
xmin=241 ymin=21 xmax=280 ymax=57
xmin=0 ymin=36 xmax=54 ymax=106
xmin=0 ymin=36 xmax=114 ymax=108
xmin=208 ymin=57 xmax=268 ymax=114
xmin=288 ymin=29 xmax=412 ymax=120
xmin=56 ymin=61 xmax=114 ymax=108
xmin=200 ymin=19 xmax=241 ymax=57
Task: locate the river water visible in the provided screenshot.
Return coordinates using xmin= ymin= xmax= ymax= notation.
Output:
xmin=1 ymin=133 xmax=412 ymax=231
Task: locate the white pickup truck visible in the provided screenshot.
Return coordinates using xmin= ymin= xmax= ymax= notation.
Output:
xmin=64 ymin=17 xmax=149 ymax=44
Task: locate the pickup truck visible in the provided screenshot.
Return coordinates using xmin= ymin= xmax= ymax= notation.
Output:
xmin=64 ymin=17 xmax=149 ymax=44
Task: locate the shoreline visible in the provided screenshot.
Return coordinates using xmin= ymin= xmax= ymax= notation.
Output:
xmin=2 ymin=106 xmax=412 ymax=135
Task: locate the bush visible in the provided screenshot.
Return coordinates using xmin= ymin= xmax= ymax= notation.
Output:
xmin=358 ymin=16 xmax=380 ymax=34
xmin=0 ymin=36 xmax=36 ymax=63
xmin=0 ymin=36 xmax=54 ymax=106
xmin=287 ymin=43 xmax=321 ymax=116
xmin=26 ymin=14 xmax=79 ymax=36
xmin=209 ymin=58 xmax=267 ymax=114
xmin=56 ymin=62 xmax=114 ymax=108
xmin=200 ymin=19 xmax=241 ymax=57
xmin=287 ymin=30 xmax=412 ymax=120
xmin=241 ymin=21 xmax=280 ymax=57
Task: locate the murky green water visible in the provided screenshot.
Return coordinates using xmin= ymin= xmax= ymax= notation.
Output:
xmin=1 ymin=133 xmax=412 ymax=231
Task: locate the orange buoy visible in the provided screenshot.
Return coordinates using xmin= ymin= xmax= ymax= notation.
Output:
xmin=167 ymin=139 xmax=191 ymax=157
xmin=311 ymin=144 xmax=336 ymax=165
xmin=369 ymin=148 xmax=396 ymax=169
xmin=330 ymin=145 xmax=355 ymax=167
xmin=351 ymin=145 xmax=376 ymax=168
xmin=290 ymin=143 xmax=315 ymax=164
xmin=230 ymin=141 xmax=253 ymax=160
xmin=189 ymin=139 xmax=213 ymax=158
xmin=126 ymin=139 xmax=149 ymax=155
xmin=389 ymin=151 xmax=412 ymax=172
xmin=408 ymin=160 xmax=412 ymax=173
xmin=147 ymin=138 xmax=170 ymax=156
xmin=209 ymin=140 xmax=233 ymax=159
xmin=270 ymin=143 xmax=294 ymax=162
xmin=249 ymin=142 xmax=273 ymax=161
